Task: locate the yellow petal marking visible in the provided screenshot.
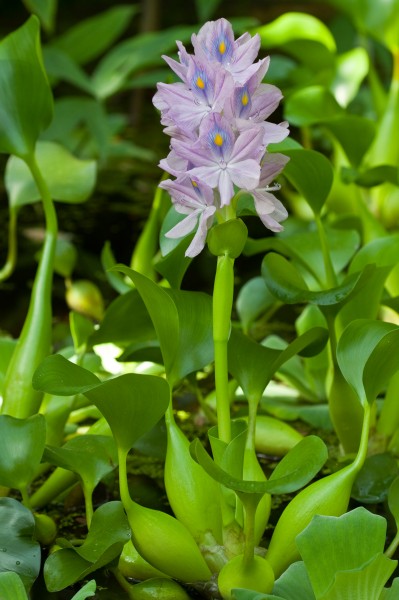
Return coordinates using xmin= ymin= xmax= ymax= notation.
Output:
xmin=214 ymin=133 xmax=224 ymax=146
xmin=241 ymin=92 xmax=249 ymax=106
xmin=219 ymin=40 xmax=226 ymax=55
xmin=196 ymin=76 xmax=205 ymax=89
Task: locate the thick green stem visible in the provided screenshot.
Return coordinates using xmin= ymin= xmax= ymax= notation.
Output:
xmin=0 ymin=206 xmax=18 ymax=282
xmin=241 ymin=495 xmax=260 ymax=568
xmin=1 ymin=153 xmax=57 ymax=417
xmin=118 ymin=447 xmax=131 ymax=510
xmin=213 ymin=254 xmax=235 ymax=443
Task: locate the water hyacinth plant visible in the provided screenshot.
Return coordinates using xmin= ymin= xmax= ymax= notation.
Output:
xmin=154 ymin=17 xmax=289 ymax=257
xmin=2 ymin=3 xmax=399 ymax=600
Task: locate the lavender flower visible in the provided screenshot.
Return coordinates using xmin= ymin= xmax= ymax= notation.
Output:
xmin=153 ymin=18 xmax=289 ymax=257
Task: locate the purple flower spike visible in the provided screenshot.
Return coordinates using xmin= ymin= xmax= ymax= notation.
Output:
xmin=160 ymin=177 xmax=217 ymax=257
xmin=153 ymin=18 xmax=289 ymax=257
xmin=172 ymin=113 xmax=263 ymax=206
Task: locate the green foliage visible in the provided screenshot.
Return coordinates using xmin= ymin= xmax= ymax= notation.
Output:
xmin=0 ymin=498 xmax=41 ymax=590
xmin=44 ymin=502 xmax=130 ymax=591
xmin=0 ymin=16 xmax=53 ymax=158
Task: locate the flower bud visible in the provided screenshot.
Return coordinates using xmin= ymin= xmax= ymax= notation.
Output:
xmin=207 ymin=219 xmax=248 ymax=258
xmin=65 ymin=279 xmax=104 ymax=321
xmin=34 ymin=513 xmax=57 ymax=546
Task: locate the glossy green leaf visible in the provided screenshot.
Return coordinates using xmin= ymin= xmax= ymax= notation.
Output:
xmin=91 ymin=26 xmax=194 ymax=99
xmin=283 ymin=149 xmax=334 ymax=215
xmin=71 ymin=580 xmax=96 ymax=600
xmin=0 ymin=16 xmax=53 ymax=157
xmin=0 ymin=572 xmax=28 ymax=600
xmin=52 ymin=5 xmax=138 ymax=65
xmin=5 ymin=141 xmax=96 ymax=208
xmin=43 ymin=47 xmax=94 ymax=95
xmin=236 ymin=276 xmax=277 ymax=332
xmin=324 ymin=116 xmax=376 ymax=167
xmin=33 ymin=354 xmax=170 ymax=455
xmin=43 ymin=435 xmax=118 ymax=494
xmin=352 ymin=454 xmax=399 ymax=503
xmin=22 ymin=0 xmax=57 ymax=33
xmin=256 ymin=12 xmax=336 ymax=52
xmin=323 ymin=554 xmax=397 ymax=600
xmin=83 ymin=373 xmax=170 ymax=455
xmin=337 ymin=319 xmax=399 ymax=404
xmin=190 ymin=435 xmax=326 ymax=495
xmin=297 ymin=507 xmax=396 ymax=598
xmin=154 ymin=236 xmax=193 ymax=289
xmin=262 ymin=252 xmax=371 ymax=307
xmin=33 ymin=354 xmax=100 ymax=396
xmin=115 ymin=266 xmax=214 ymax=386
xmin=285 ymin=86 xmax=344 ymax=127
xmin=331 ymin=47 xmax=369 ymax=107
xmin=0 ymin=415 xmax=46 ymax=491
xmin=44 ymin=501 xmax=130 ymax=592
xmin=0 ymin=498 xmax=41 ymax=590
xmin=228 ymin=327 xmax=328 ymax=403
xmin=272 ymin=561 xmax=315 ymax=600
xmin=70 ymin=312 xmax=95 ymax=353
xmin=90 ymin=288 xmax=155 ymax=347
xmin=248 ymin=226 xmax=360 ymax=287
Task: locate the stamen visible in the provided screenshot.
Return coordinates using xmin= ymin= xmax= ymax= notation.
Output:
xmin=264 ymin=182 xmax=281 ymax=192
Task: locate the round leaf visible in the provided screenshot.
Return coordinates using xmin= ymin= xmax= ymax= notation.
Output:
xmin=5 ymin=141 xmax=97 ymax=208
xmin=44 ymin=502 xmax=130 ymax=592
xmin=0 ymin=498 xmax=40 ymax=590
xmin=0 ymin=414 xmax=46 ymax=491
xmin=83 ymin=373 xmax=170 ymax=455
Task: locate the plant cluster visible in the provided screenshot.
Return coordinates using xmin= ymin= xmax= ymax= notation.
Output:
xmin=1 ymin=1 xmax=399 ymax=600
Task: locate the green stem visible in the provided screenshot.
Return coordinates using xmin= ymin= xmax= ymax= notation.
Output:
xmin=213 ymin=254 xmax=235 ymax=443
xmin=20 ymin=485 xmax=31 ymax=509
xmin=385 ymin=530 xmax=399 ymax=559
xmin=315 ymin=215 xmax=337 ymax=289
xmin=241 ymin=495 xmax=259 ymax=568
xmin=1 ymin=153 xmax=58 ymax=418
xmin=82 ymin=483 xmax=94 ymax=529
xmin=352 ymin=402 xmax=371 ymax=474
xmin=118 ymin=447 xmax=131 ymax=509
xmin=0 ymin=206 xmax=18 ymax=282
